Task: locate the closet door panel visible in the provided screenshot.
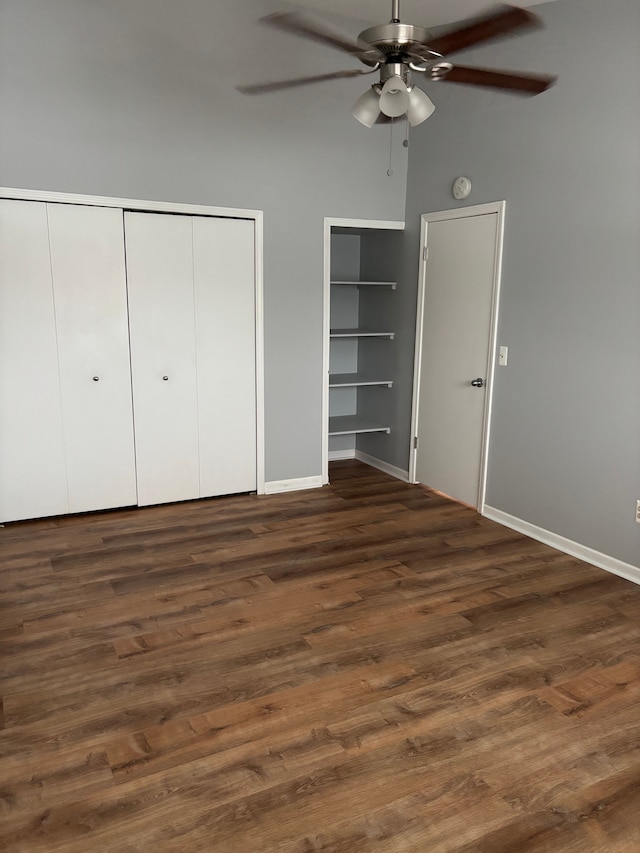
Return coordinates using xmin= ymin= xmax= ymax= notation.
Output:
xmin=47 ymin=203 xmax=137 ymax=513
xmin=193 ymin=217 xmax=257 ymax=496
xmin=0 ymin=200 xmax=69 ymax=521
xmin=125 ymin=212 xmax=199 ymax=506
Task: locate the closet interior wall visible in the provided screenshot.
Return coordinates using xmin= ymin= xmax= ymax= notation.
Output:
xmin=328 ymin=234 xmax=361 ymax=458
xmin=355 ymin=229 xmax=405 ymax=463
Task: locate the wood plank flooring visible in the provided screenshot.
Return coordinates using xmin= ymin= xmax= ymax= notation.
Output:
xmin=2 ymin=460 xmax=640 ymax=851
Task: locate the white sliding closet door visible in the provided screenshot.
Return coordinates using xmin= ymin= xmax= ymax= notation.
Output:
xmin=193 ymin=217 xmax=257 ymax=496
xmin=125 ymin=212 xmax=200 ymax=506
xmin=0 ymin=200 xmax=68 ymax=522
xmin=47 ymin=204 xmax=137 ymax=513
xmin=125 ymin=211 xmax=257 ymax=507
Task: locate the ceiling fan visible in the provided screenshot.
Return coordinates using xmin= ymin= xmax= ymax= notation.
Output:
xmin=237 ymin=2 xmax=556 ymax=127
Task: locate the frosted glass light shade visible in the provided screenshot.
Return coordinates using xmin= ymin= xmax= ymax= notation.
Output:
xmin=379 ymin=76 xmax=410 ymax=118
xmin=407 ymin=86 xmax=435 ymax=126
xmin=351 ymin=87 xmax=381 ymax=127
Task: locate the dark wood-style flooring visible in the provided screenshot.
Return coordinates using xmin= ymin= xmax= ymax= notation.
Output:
xmin=2 ymin=461 xmax=640 ymax=852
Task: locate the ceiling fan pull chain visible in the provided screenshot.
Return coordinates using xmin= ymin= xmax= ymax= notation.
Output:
xmin=387 ymin=117 xmax=394 ymax=176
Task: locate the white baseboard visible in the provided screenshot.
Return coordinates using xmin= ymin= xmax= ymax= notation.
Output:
xmin=328 ymin=449 xmax=356 ymax=462
xmin=354 ymin=450 xmax=410 ymax=483
xmin=327 ymin=449 xmax=409 ymax=483
xmin=264 ymin=475 xmax=324 ymax=495
xmin=483 ymin=505 xmax=640 ymax=587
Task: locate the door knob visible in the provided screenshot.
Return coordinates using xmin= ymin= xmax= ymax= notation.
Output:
xmin=162 ymin=376 xmax=169 ymax=381
xmin=92 ymin=376 xmax=100 ymax=382
xmin=470 ymin=377 xmax=484 ymax=388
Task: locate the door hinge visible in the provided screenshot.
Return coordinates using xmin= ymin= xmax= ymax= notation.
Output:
xmin=423 ymin=246 xmax=429 ymax=261
xmin=413 ymin=436 xmax=419 ymax=449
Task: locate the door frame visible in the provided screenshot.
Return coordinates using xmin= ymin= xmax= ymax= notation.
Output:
xmin=0 ymin=186 xmax=266 ymax=495
xmin=409 ymin=200 xmax=506 ymax=511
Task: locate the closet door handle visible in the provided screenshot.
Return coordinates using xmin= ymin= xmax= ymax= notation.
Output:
xmin=162 ymin=375 xmax=169 ymax=381
xmin=92 ymin=376 xmax=100 ymax=382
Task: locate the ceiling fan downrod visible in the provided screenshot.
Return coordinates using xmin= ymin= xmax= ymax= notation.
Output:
xmin=391 ymin=0 xmax=400 ymax=24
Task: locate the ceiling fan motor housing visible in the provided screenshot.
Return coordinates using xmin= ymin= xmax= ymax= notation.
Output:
xmin=358 ymin=23 xmax=434 ymax=60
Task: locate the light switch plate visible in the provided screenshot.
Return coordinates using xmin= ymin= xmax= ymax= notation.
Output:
xmin=499 ymin=346 xmax=508 ymax=366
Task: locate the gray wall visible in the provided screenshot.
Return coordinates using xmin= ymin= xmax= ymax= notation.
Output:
xmin=0 ymin=0 xmax=408 ymax=483
xmin=403 ymin=0 xmax=640 ymax=567
xmin=356 ymin=230 xmax=408 ymax=465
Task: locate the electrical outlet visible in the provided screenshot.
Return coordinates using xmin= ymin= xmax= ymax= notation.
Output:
xmin=636 ymin=500 xmax=640 ymax=524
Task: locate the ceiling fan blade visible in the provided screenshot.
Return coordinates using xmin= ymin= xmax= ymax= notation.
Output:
xmin=237 ymin=69 xmax=370 ymax=95
xmin=439 ymin=64 xmax=556 ymax=94
xmin=260 ymin=12 xmax=381 ymax=60
xmin=427 ymin=5 xmax=543 ymax=57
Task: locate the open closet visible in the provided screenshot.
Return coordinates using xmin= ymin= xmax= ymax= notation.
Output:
xmin=324 ymin=218 xmax=405 ymax=481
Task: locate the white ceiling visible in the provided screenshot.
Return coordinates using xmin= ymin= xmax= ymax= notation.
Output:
xmin=292 ymin=0 xmax=553 ymax=30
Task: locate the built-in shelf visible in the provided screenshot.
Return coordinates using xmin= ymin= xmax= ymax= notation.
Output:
xmin=328 ymin=227 xmax=400 ymax=445
xmin=330 ymin=328 xmax=395 ymax=339
xmin=331 ymin=280 xmax=397 ymax=289
xmin=329 ymin=373 xmax=393 ymax=388
xmin=328 ymin=415 xmax=390 ymax=436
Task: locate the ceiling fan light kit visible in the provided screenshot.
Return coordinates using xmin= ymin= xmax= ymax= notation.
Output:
xmin=353 ymin=82 xmax=436 ymax=128
xmin=239 ymin=2 xmax=556 ymax=129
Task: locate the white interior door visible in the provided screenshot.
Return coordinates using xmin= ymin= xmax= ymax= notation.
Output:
xmin=193 ymin=217 xmax=257 ymax=497
xmin=412 ymin=207 xmax=503 ymax=507
xmin=0 ymin=200 xmax=69 ymax=522
xmin=48 ymin=203 xmax=137 ymax=513
xmin=125 ymin=212 xmax=200 ymax=507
